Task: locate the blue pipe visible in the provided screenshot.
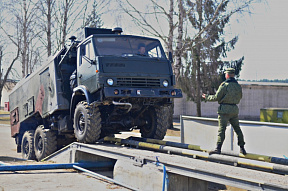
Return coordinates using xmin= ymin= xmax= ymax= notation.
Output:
xmin=0 ymin=161 xmax=7 ymax=166
xmin=0 ymin=162 xmax=114 ymax=171
xmin=154 ymin=157 xmax=168 ymax=191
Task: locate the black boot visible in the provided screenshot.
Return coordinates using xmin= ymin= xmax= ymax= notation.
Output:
xmin=209 ymin=144 xmax=222 ymax=155
xmin=240 ymin=146 xmax=247 ymax=155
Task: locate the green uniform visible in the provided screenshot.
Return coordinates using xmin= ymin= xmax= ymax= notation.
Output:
xmin=206 ymin=77 xmax=245 ymax=147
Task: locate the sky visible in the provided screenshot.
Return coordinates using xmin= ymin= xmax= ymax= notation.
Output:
xmin=101 ymin=0 xmax=288 ymax=81
xmin=226 ymin=0 xmax=288 ymax=80
xmin=4 ymin=0 xmax=287 ymax=81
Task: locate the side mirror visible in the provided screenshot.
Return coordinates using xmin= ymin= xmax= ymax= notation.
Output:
xmin=168 ymin=52 xmax=173 ymax=63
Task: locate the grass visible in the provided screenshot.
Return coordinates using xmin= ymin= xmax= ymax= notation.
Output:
xmin=0 ymin=118 xmax=10 ymax=125
xmin=0 ymin=110 xmax=9 ymax=114
xmin=0 ymin=110 xmax=10 ymax=124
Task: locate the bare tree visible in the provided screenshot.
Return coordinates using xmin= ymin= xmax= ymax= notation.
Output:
xmin=83 ymin=0 xmax=104 ymax=28
xmin=0 ymin=23 xmax=21 ymax=104
xmin=119 ymin=0 xmax=257 ymax=83
xmin=167 ymin=0 xmax=175 ymax=55
xmin=180 ymin=0 xmax=255 ymax=116
xmin=4 ymin=0 xmax=40 ymax=77
xmin=54 ymin=0 xmax=90 ymax=49
xmin=37 ymin=0 xmax=57 ymax=57
xmin=174 ymin=0 xmax=185 ymax=81
xmin=119 ymin=0 xmax=178 ymax=55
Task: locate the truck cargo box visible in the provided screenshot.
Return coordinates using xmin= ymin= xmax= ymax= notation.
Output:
xmin=9 ymin=47 xmax=76 ymax=137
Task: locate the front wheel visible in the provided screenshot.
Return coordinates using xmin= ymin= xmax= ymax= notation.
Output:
xmin=34 ymin=125 xmax=57 ymax=161
xmin=139 ymin=106 xmax=170 ymax=140
xmin=73 ymin=101 xmax=101 ymax=143
xmin=21 ymin=130 xmax=36 ymax=160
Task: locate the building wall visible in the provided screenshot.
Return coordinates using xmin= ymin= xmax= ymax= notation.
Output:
xmin=174 ymin=82 xmax=288 ymax=121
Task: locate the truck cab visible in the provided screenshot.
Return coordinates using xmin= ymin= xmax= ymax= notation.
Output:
xmin=71 ymin=28 xmax=182 ymax=141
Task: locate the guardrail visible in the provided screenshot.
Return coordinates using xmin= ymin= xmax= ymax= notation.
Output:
xmin=180 ymin=115 xmax=288 ymax=158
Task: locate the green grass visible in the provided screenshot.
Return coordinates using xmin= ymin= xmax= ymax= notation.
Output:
xmin=0 ymin=119 xmax=10 ymax=125
xmin=0 ymin=110 xmax=9 ymax=114
xmin=0 ymin=110 xmax=10 ymax=124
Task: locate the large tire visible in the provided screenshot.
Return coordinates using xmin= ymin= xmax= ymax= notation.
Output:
xmin=21 ymin=130 xmax=36 ymax=160
xmin=73 ymin=101 xmax=101 ymax=143
xmin=34 ymin=125 xmax=57 ymax=161
xmin=140 ymin=106 xmax=170 ymax=140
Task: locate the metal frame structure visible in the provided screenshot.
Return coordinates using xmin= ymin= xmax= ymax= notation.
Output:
xmin=45 ymin=141 xmax=288 ymax=191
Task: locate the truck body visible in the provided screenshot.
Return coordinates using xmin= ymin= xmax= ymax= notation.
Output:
xmin=9 ymin=27 xmax=182 ymax=160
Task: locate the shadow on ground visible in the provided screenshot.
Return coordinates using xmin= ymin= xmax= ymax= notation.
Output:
xmin=0 ymin=156 xmax=26 ymax=163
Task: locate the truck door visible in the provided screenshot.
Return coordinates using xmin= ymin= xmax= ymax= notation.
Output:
xmin=77 ymin=40 xmax=98 ymax=93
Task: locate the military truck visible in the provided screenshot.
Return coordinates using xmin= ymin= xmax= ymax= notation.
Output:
xmin=9 ymin=27 xmax=182 ymax=161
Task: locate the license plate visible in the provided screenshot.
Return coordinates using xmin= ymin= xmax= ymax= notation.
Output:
xmin=137 ymin=90 xmax=155 ymax=96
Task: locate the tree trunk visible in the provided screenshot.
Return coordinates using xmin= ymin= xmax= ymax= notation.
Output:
xmin=0 ymin=88 xmax=3 ymax=107
xmin=61 ymin=0 xmax=69 ymax=47
xmin=196 ymin=0 xmax=203 ymax=117
xmin=22 ymin=0 xmax=27 ymax=77
xmin=47 ymin=0 xmax=52 ymax=56
xmin=196 ymin=56 xmax=201 ymax=117
xmin=167 ymin=0 xmax=174 ymax=58
xmin=0 ymin=46 xmax=20 ymax=107
xmin=175 ymin=0 xmax=184 ymax=84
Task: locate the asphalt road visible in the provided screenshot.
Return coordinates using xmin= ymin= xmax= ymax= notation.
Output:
xmin=0 ymin=124 xmax=21 ymax=159
xmin=0 ymin=124 xmax=129 ymax=191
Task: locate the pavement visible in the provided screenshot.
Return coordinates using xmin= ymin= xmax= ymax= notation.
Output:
xmin=0 ymin=123 xmax=129 ymax=191
xmin=0 ymin=120 xmax=181 ymax=191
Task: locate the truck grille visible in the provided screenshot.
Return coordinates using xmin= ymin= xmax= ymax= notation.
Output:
xmin=117 ymin=78 xmax=160 ymax=87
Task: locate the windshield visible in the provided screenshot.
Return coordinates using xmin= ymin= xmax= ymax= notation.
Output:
xmin=93 ymin=36 xmax=166 ymax=59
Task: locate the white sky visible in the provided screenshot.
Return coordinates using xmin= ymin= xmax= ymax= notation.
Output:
xmin=102 ymin=0 xmax=288 ymax=81
xmin=5 ymin=0 xmax=287 ymax=81
xmin=226 ymin=0 xmax=288 ymax=80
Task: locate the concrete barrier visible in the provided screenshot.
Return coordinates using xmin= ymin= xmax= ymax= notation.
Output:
xmin=181 ymin=115 xmax=288 ymax=158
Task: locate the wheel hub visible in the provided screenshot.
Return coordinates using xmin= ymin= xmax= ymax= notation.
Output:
xmin=23 ymin=140 xmax=29 ymax=156
xmin=77 ymin=112 xmax=86 ymax=135
xmin=36 ymin=136 xmax=43 ymax=154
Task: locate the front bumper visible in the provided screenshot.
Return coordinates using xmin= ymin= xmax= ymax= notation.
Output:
xmin=104 ymin=87 xmax=182 ymax=98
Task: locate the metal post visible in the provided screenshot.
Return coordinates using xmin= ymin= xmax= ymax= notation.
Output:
xmin=180 ymin=115 xmax=184 ymax=143
xmin=230 ymin=124 xmax=234 ymax=151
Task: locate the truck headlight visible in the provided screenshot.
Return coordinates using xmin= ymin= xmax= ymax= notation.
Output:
xmin=107 ymin=79 xmax=114 ymax=86
xmin=163 ymin=80 xmax=169 ymax=87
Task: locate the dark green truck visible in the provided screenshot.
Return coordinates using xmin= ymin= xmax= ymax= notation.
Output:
xmin=9 ymin=27 xmax=182 ymax=161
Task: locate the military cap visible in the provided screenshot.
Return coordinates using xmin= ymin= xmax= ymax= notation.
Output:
xmin=224 ymin=68 xmax=235 ymax=74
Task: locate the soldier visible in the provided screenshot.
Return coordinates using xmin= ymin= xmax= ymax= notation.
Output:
xmin=202 ymin=68 xmax=246 ymax=155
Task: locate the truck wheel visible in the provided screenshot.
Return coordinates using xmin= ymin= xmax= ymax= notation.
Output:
xmin=140 ymin=106 xmax=169 ymax=140
xmin=73 ymin=101 xmax=101 ymax=143
xmin=21 ymin=131 xmax=36 ymax=160
xmin=34 ymin=125 xmax=57 ymax=161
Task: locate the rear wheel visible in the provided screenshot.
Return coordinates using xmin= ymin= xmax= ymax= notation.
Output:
xmin=21 ymin=130 xmax=36 ymax=160
xmin=74 ymin=101 xmax=101 ymax=143
xmin=140 ymin=106 xmax=170 ymax=140
xmin=34 ymin=125 xmax=57 ymax=161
